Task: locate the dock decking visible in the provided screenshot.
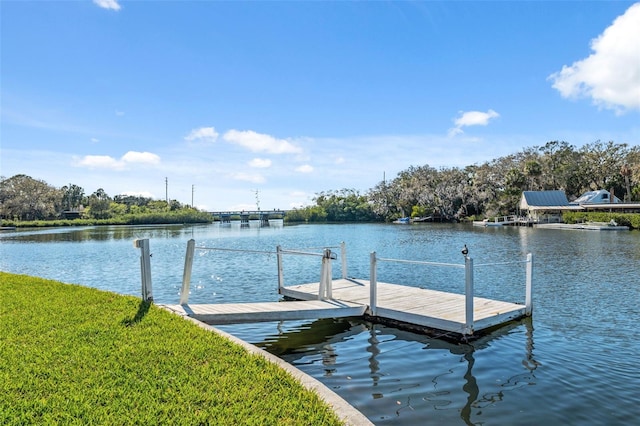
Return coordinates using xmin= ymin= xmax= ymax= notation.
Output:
xmin=281 ymin=279 xmax=527 ymax=336
xmin=162 ymin=278 xmax=528 ymax=339
xmin=163 ymin=298 xmax=366 ymax=324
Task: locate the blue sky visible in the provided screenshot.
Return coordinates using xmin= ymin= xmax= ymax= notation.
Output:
xmin=1 ymin=1 xmax=639 ymax=211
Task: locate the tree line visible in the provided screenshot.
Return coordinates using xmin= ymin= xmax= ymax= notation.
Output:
xmin=2 ymin=140 xmax=639 ymax=225
xmin=0 ymin=174 xmax=210 ymax=223
xmin=287 ymin=140 xmax=639 ymax=222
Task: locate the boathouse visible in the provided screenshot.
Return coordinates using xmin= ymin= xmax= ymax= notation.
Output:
xmin=518 ymin=190 xmax=579 ymax=223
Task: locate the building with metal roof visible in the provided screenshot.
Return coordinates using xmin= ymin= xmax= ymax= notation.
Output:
xmin=519 ymin=190 xmax=640 ymax=223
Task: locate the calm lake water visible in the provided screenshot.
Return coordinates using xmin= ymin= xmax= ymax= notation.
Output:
xmin=2 ymin=222 xmax=639 ymax=425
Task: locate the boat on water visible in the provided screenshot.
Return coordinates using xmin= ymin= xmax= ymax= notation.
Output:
xmin=472 ymin=219 xmax=505 ymax=227
xmin=393 ymin=217 xmax=410 ymax=224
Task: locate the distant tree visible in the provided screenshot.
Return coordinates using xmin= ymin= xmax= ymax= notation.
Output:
xmin=108 ymin=201 xmax=127 ymax=217
xmin=0 ymin=174 xmax=61 ymax=220
xmin=620 ymin=164 xmax=632 ymax=202
xmin=538 ymin=141 xmax=579 ymax=191
xmin=87 ymin=188 xmax=112 ymax=219
xmin=313 ymin=189 xmax=377 ymax=222
xmin=577 ymin=141 xmax=629 ymax=194
xmin=113 ymin=194 xmax=152 ymax=210
xmin=524 ymin=160 xmax=543 ymax=191
xmin=60 ymin=184 xmax=85 ymax=211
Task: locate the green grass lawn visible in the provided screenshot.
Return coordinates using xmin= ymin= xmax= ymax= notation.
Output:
xmin=0 ymin=272 xmax=343 ymax=425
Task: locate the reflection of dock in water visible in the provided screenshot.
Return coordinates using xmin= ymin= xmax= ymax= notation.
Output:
xmin=245 ymin=316 xmax=538 ymax=425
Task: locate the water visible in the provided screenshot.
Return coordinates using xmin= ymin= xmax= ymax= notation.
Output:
xmin=2 ymin=222 xmax=639 ymax=424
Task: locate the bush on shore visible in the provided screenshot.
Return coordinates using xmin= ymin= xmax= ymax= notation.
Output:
xmin=562 ymin=211 xmax=640 ymax=229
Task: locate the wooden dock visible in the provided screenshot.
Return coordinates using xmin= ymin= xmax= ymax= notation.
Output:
xmin=163 ymin=299 xmax=366 ymax=324
xmin=280 ymin=278 xmax=527 ymax=337
xmin=142 ymin=240 xmax=533 ymax=341
xmin=161 ymin=278 xmax=528 ymax=339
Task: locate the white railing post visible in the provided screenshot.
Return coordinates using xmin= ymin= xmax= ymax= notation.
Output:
xmin=277 ymin=245 xmax=284 ymax=293
xmin=134 ymin=239 xmax=153 ymax=302
xmin=525 ymin=253 xmax=533 ymax=315
xmin=319 ymin=250 xmax=327 ymax=300
xmin=179 ymin=239 xmax=195 ymax=304
xmin=370 ymin=251 xmax=378 ymax=316
xmin=318 ymin=248 xmax=333 ymax=300
xmin=325 ymin=248 xmax=333 ymax=299
xmin=464 ymin=255 xmax=474 ymax=334
xmin=341 ymin=241 xmax=347 ymax=279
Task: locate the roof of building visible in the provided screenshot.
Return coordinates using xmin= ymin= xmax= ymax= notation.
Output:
xmin=570 ymin=189 xmax=622 ymax=205
xmin=520 ymin=190 xmax=569 ymax=208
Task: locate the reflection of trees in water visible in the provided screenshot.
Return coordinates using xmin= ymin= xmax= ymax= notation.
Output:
xmin=3 ymin=225 xmax=192 ymax=243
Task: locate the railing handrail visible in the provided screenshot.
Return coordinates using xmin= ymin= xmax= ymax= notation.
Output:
xmin=474 ymin=259 xmax=530 ymax=267
xmin=376 ymin=256 xmax=465 ymax=269
xmin=195 ymin=246 xmax=276 ymax=255
xmin=194 ymin=246 xmax=335 ymax=258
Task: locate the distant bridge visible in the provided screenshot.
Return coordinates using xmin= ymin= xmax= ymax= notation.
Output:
xmin=208 ymin=210 xmax=286 ymax=227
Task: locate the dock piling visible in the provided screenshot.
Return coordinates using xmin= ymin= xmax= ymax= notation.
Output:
xmin=319 ymin=248 xmax=334 ymax=300
xmin=277 ymin=245 xmax=284 ymax=292
xmin=525 ymin=253 xmax=533 ymax=315
xmin=134 ymin=238 xmax=153 ymax=302
xmin=180 ymin=239 xmax=195 ymax=304
xmin=370 ymin=251 xmax=378 ymax=316
xmin=464 ymin=256 xmax=474 ymax=334
xmin=340 ymin=242 xmax=347 ymax=279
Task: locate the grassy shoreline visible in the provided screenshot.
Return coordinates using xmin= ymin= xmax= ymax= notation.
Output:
xmin=0 ymin=273 xmax=343 ymax=425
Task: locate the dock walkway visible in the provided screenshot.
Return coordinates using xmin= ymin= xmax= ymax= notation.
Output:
xmin=163 ymin=279 xmax=527 ymax=338
xmin=163 ymin=298 xmax=366 ymax=324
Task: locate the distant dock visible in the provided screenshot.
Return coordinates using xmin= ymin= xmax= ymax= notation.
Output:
xmin=137 ymin=240 xmax=533 ymax=341
xmin=535 ymin=222 xmax=629 ymax=231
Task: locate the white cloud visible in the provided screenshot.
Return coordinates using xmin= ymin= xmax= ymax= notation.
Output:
xmin=229 ymin=172 xmax=266 ymax=184
xmin=185 ymin=126 xmax=219 ymax=144
xmin=115 ymin=110 xmax=125 ymax=116
xmin=248 ymin=158 xmax=272 ymax=168
xmin=448 ymin=109 xmax=500 ymax=137
xmin=94 ymin=0 xmax=121 ymax=11
xmin=334 ymin=156 xmax=345 ymax=164
xmin=121 ymin=151 xmax=161 ymax=165
xmin=74 ymin=151 xmax=160 ymax=170
xmin=295 ymin=164 xmax=314 ymax=173
xmin=90 ymin=138 xmax=99 ymax=143
xmin=548 ymin=3 xmax=640 ymax=113
xmin=223 ymin=129 xmax=303 ymax=154
xmin=76 ymin=155 xmax=122 ymax=170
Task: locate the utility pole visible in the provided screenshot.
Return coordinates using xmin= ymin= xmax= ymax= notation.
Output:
xmin=191 ymin=185 xmax=194 ymax=208
xmin=165 ymin=177 xmax=168 ymax=204
xmin=253 ymin=189 xmax=260 ymax=211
